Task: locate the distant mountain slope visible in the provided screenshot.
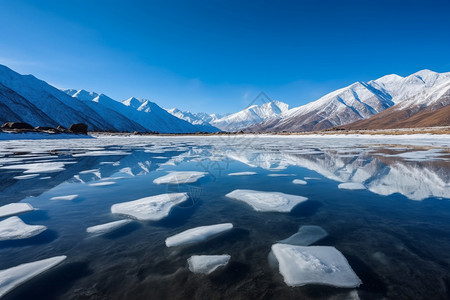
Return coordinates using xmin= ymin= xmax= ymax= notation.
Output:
xmin=342 ymin=80 xmax=450 ymax=129
xmin=166 ymin=108 xmax=221 ymax=132
xmin=212 ymin=101 xmax=289 ymax=131
xmin=248 ymin=70 xmax=450 ymax=132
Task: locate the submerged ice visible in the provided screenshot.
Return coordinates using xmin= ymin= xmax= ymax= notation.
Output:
xmin=86 ymin=219 xmax=132 ymax=235
xmin=187 ymin=255 xmax=231 ymax=274
xmin=279 ymin=225 xmax=328 ymax=246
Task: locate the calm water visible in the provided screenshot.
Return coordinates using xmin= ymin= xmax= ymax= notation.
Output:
xmin=0 ymin=135 xmax=449 ymax=300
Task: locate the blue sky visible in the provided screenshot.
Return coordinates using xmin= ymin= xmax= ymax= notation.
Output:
xmin=1 ymin=0 xmax=450 ymax=114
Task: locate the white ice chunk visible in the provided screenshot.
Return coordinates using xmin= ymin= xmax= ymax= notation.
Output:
xmin=271 ymin=244 xmax=361 ymax=288
xmin=153 ymin=171 xmax=207 ymax=185
xmin=166 ymin=223 xmax=233 ymax=247
xmin=89 ymin=181 xmax=116 ymax=187
xmin=0 ymin=256 xmax=66 ymax=297
xmin=86 ymin=219 xmax=132 ymax=235
xmin=279 ymin=225 xmax=328 ymax=246
xmin=50 ymin=194 xmax=78 ymax=201
xmin=268 ymin=174 xmax=296 ymax=177
xmin=13 ymin=174 xmax=39 ymax=180
xmin=228 ymin=172 xmax=257 ymax=176
xmin=293 ymin=179 xmax=307 ymax=185
xmin=0 ymin=203 xmax=34 ymax=218
xmin=338 ymin=182 xmax=366 ymax=190
xmin=187 ymin=255 xmax=231 ymax=274
xmin=1 ymin=162 xmax=73 ymax=173
xmin=111 ymin=193 xmax=188 ymax=221
xmin=0 ymin=217 xmax=47 ymax=241
xmin=72 ymin=150 xmax=130 ymax=157
xmin=225 ymin=189 xmax=308 ymax=213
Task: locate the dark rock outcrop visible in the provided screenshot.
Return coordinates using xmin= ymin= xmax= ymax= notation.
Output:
xmin=1 ymin=122 xmax=34 ymax=130
xmin=68 ymin=123 xmax=88 ymax=134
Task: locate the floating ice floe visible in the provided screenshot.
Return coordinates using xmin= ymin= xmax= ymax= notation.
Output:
xmin=0 ymin=256 xmax=67 ymax=298
xmin=187 ymin=255 xmax=231 ymax=274
xmin=50 ymin=194 xmax=78 ymax=201
xmin=86 ymin=219 xmax=132 ymax=235
xmin=225 ymin=190 xmax=308 ymax=213
xmin=89 ymin=181 xmax=116 ymax=187
xmin=292 ymin=179 xmax=307 ymax=185
xmin=13 ymin=174 xmax=39 ymax=180
xmin=0 ymin=203 xmax=34 ymax=218
xmin=228 ymin=171 xmax=257 ymax=176
xmin=0 ymin=217 xmax=47 ymax=241
xmin=153 ymin=171 xmax=208 ymax=185
xmin=111 ymin=193 xmax=188 ymax=221
xmin=166 ymin=223 xmax=233 ymax=247
xmin=271 ymin=244 xmax=361 ymax=288
xmin=279 ymin=225 xmax=328 ymax=246
xmin=0 ymin=162 xmax=74 ymax=174
xmin=338 ymin=182 xmax=366 ymax=190
xmin=268 ymin=174 xmax=296 ymax=177
xmin=72 ymin=150 xmax=130 ymax=157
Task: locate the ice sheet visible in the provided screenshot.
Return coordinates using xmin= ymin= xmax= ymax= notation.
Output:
xmin=225 ymin=189 xmax=308 ymax=212
xmin=0 ymin=203 xmax=34 ymax=218
xmin=165 ymin=223 xmax=233 ymax=247
xmin=111 ymin=193 xmax=188 ymax=221
xmin=187 ymin=255 xmax=231 ymax=274
xmin=153 ymin=171 xmax=208 ymax=185
xmin=0 ymin=256 xmax=67 ymax=297
xmin=0 ymin=217 xmax=47 ymax=241
xmin=271 ymin=244 xmax=361 ymax=287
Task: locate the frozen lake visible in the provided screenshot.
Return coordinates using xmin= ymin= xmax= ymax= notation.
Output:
xmin=0 ymin=134 xmax=449 ymax=299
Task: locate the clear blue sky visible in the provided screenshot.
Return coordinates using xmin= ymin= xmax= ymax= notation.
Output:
xmin=1 ymin=0 xmax=450 ymax=114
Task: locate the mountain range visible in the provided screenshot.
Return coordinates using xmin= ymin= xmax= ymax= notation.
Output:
xmin=0 ymin=64 xmax=449 ymax=133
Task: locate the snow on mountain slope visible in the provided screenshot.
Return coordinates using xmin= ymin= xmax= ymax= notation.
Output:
xmin=0 ymin=65 xmax=114 ymax=130
xmin=211 ymin=101 xmax=289 ymax=131
xmin=0 ymin=83 xmax=57 ymax=126
xmin=250 ymin=69 xmax=450 ymax=132
xmin=166 ymin=108 xmax=221 ymax=132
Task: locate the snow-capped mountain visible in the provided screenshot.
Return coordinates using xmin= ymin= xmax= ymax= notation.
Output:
xmin=0 ymin=64 xmax=202 ymax=133
xmin=211 ymin=101 xmax=289 ymax=131
xmin=249 ymin=70 xmax=450 ymax=132
xmin=165 ymin=108 xmax=221 ymax=132
xmin=344 ymin=78 xmax=450 ymax=129
xmin=68 ymin=91 xmax=201 ymax=133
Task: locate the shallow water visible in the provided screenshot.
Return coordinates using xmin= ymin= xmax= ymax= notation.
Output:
xmin=0 ymin=135 xmax=449 ymax=300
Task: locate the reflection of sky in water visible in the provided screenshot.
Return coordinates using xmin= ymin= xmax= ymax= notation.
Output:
xmin=0 ymin=135 xmax=449 ymax=299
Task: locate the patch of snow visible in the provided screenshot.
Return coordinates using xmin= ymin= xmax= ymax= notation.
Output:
xmin=0 ymin=217 xmax=47 ymax=240
xmin=187 ymin=255 xmax=231 ymax=274
xmin=0 ymin=203 xmax=34 ymax=218
xmin=153 ymin=171 xmax=207 ymax=185
xmin=225 ymin=189 xmax=308 ymax=212
xmin=165 ymin=223 xmax=233 ymax=247
xmin=111 ymin=193 xmax=188 ymax=221
xmin=271 ymin=244 xmax=361 ymax=287
xmin=0 ymin=256 xmax=67 ymax=297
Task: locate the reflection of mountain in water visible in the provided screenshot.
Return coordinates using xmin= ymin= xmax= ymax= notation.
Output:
xmin=217 ymin=148 xmax=450 ymax=201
